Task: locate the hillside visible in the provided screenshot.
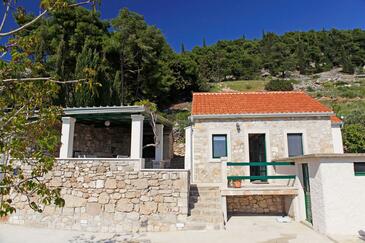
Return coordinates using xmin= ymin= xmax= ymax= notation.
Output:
xmin=169 ymin=68 xmax=365 ymax=154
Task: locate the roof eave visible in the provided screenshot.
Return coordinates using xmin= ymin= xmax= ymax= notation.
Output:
xmin=190 ymin=112 xmax=334 ymax=122
xmin=63 ymin=105 xmax=145 ymax=116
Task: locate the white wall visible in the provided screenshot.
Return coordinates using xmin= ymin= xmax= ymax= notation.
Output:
xmin=184 ymin=126 xmax=192 ymax=170
xmin=331 ymin=124 xmax=344 ymax=153
xmin=318 ymin=160 xmax=365 ymax=235
xmin=295 ymin=156 xmax=365 ymax=236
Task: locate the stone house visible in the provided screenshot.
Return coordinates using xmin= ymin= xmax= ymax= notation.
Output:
xmin=6 ymin=93 xmax=365 ymax=238
xmin=185 ymin=91 xmax=365 ymax=237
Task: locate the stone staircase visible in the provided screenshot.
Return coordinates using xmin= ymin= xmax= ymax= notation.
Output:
xmin=184 ymin=184 xmax=225 ymax=230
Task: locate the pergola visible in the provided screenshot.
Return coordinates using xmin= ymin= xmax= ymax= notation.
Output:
xmin=59 ymin=105 xmax=172 ymax=161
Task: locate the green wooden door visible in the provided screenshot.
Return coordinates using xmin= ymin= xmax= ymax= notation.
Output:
xmin=249 ymin=134 xmax=267 ymax=182
xmin=302 ymin=163 xmax=312 ymax=224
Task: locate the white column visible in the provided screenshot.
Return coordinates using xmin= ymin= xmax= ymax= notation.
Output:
xmin=331 ymin=125 xmax=344 ymax=153
xmin=184 ymin=126 xmax=192 ymax=170
xmin=155 ymin=124 xmax=164 ymax=161
xmin=59 ymin=117 xmax=76 ymax=158
xmin=130 ymin=115 xmax=144 ymax=159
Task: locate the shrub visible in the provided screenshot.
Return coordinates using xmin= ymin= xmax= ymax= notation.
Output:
xmin=245 ymin=84 xmax=253 ymax=90
xmin=343 ymin=124 xmax=365 ymax=153
xmin=264 ymin=79 xmax=294 ymax=91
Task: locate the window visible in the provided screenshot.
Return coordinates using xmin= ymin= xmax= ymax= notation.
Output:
xmin=212 ymin=134 xmax=227 ymax=159
xmin=354 ymin=162 xmax=365 ymax=176
xmin=287 ymin=133 xmax=303 ymax=157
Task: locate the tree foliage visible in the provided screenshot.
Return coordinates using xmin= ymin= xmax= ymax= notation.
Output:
xmin=343 ymin=124 xmax=365 ymax=153
xmin=264 ymin=79 xmax=294 ymax=91
xmin=0 ymin=0 xmax=99 ymax=216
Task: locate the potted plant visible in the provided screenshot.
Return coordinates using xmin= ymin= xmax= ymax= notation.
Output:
xmin=232 ymin=179 xmax=241 ymax=188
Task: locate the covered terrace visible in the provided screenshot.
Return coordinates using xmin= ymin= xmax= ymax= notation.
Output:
xmin=58 ymin=105 xmax=173 ymax=168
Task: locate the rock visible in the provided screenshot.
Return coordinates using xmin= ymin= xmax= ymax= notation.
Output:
xmin=111 ymin=192 xmax=122 ymax=200
xmin=63 ymin=195 xmax=87 ymax=208
xmin=140 ymin=202 xmax=157 ymax=215
xmin=105 ymin=179 xmax=117 ymax=189
xmin=116 ymin=199 xmax=133 ymax=212
xmin=86 ymin=203 xmax=101 ymax=216
xmin=96 ymin=180 xmax=104 ymax=189
xmin=105 ymin=204 xmax=115 ymax=213
xmin=131 ymin=179 xmax=148 ymax=189
xmin=98 ymin=192 xmax=109 ymax=204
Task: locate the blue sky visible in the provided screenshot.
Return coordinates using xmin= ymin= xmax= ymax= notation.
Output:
xmin=2 ymin=0 xmax=365 ymax=51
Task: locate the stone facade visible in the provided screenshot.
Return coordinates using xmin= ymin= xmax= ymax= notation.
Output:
xmin=8 ymin=159 xmax=189 ymax=233
xmin=192 ymin=117 xmax=334 ymax=183
xmin=227 ymin=195 xmax=284 ymax=215
xmin=73 ymin=123 xmax=132 ymax=158
xmin=72 ymin=123 xmax=173 ymax=161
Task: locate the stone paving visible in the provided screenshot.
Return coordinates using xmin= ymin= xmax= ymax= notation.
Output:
xmin=0 ymin=216 xmax=350 ymax=243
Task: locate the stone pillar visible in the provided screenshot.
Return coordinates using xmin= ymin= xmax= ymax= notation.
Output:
xmin=59 ymin=117 xmax=76 ymax=158
xmin=155 ymin=124 xmax=164 ymax=161
xmin=184 ymin=126 xmax=192 ymax=170
xmin=130 ymin=115 xmax=144 ymax=159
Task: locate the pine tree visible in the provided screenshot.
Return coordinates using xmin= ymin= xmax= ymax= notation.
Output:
xmin=341 ymin=46 xmax=355 ymax=74
xmin=181 ymin=42 xmax=185 ymax=53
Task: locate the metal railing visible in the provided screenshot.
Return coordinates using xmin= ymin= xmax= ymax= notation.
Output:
xmin=220 ymin=159 xmax=296 ymax=188
xmin=226 ymin=161 xmax=296 ymax=181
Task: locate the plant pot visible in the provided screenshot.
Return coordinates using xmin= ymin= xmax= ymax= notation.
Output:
xmin=233 ymin=180 xmax=241 ymax=188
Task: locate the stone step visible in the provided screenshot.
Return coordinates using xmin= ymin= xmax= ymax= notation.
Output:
xmin=189 ymin=202 xmax=221 ymax=209
xmin=189 ymin=208 xmax=222 ymax=216
xmin=189 ymin=191 xmax=221 ymax=197
xmin=187 ymin=215 xmax=224 ymax=224
xmin=189 ymin=195 xmax=221 ymax=203
xmin=183 ymin=222 xmax=223 ymax=231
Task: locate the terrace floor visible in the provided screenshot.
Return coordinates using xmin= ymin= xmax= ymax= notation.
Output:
xmin=1 ymin=216 xmax=361 ymax=242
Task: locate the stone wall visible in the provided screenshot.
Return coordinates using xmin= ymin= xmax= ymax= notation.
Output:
xmin=227 ymin=195 xmax=284 ymax=215
xmin=192 ymin=117 xmax=334 ymax=183
xmin=72 ymin=123 xmax=174 ymax=161
xmin=73 ymin=123 xmax=131 ymax=158
xmin=8 ymin=159 xmax=189 ymax=233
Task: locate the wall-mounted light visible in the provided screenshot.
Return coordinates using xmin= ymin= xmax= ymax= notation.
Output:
xmin=236 ymin=123 xmax=241 ymax=133
xmin=104 ymin=120 xmax=111 ymax=127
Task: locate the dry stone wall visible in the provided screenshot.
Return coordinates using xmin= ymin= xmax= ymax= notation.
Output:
xmin=8 ymin=159 xmax=189 ymax=233
xmin=73 ymin=123 xmax=131 ymax=158
xmin=227 ymin=195 xmax=284 ymax=215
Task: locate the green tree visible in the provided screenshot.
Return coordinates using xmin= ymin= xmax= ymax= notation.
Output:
xmin=181 ymin=43 xmax=185 ymax=53
xmin=343 ymin=124 xmax=365 ymax=153
xmin=0 ymin=0 xmax=98 ymax=216
xmin=265 ymin=79 xmax=294 ymax=91
xmin=104 ymin=8 xmax=175 ymax=105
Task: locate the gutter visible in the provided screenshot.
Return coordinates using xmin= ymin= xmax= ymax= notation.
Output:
xmin=190 ymin=112 xmax=334 ymax=122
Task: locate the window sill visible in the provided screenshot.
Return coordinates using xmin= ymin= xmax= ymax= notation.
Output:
xmin=355 ymin=172 xmax=365 ymax=176
xmin=209 ymin=159 xmax=224 ymax=163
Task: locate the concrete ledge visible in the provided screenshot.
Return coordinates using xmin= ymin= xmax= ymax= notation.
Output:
xmin=221 ymin=186 xmax=298 ymax=196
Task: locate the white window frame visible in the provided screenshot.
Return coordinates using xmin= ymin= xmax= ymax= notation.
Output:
xmin=208 ymin=130 xmax=231 ymax=162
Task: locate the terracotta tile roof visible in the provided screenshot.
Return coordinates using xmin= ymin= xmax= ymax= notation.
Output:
xmin=330 ymin=115 xmax=342 ymax=124
xmin=192 ymin=91 xmax=333 ymax=116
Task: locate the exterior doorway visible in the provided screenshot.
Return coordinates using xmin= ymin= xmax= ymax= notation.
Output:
xmin=249 ymin=134 xmax=267 ymax=182
xmin=302 ymin=163 xmax=312 ymax=224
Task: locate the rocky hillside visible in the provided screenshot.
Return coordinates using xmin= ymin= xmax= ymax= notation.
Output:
xmin=168 ymin=68 xmax=365 ymax=155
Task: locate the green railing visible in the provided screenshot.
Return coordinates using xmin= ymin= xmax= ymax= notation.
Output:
xmin=226 ymin=161 xmax=296 ymax=181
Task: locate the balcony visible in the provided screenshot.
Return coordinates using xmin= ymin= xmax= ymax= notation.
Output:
xmin=221 ymin=160 xmax=298 ymax=196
